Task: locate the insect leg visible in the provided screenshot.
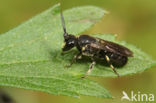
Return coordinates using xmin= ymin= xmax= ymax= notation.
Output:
xmin=105 ymin=55 xmax=120 ymax=77
xmin=66 ymin=52 xmax=82 ymax=67
xmin=82 ymin=58 xmax=96 ymax=78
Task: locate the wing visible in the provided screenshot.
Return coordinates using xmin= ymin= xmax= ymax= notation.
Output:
xmin=90 ymin=38 xmax=133 ymax=57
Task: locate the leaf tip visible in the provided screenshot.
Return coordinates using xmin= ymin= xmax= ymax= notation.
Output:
xmin=51 ymin=3 xmax=61 ymax=15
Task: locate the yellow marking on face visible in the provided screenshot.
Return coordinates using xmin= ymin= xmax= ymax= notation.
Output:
xmin=62 ymin=42 xmax=66 ymax=48
xmin=105 ymin=55 xmax=110 ymax=61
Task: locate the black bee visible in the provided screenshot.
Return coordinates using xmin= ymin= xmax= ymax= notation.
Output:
xmin=61 ymin=12 xmax=133 ymax=78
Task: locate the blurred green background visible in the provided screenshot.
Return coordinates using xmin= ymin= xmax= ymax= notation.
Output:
xmin=0 ymin=0 xmax=156 ymax=103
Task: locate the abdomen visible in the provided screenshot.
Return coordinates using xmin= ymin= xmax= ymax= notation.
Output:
xmin=104 ymin=52 xmax=128 ymax=67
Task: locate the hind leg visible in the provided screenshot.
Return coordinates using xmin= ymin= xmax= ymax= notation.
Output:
xmin=105 ymin=55 xmax=120 ymax=77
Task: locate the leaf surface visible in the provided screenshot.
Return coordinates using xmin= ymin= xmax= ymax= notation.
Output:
xmin=0 ymin=4 xmax=111 ymax=98
xmin=0 ymin=3 xmax=155 ymax=98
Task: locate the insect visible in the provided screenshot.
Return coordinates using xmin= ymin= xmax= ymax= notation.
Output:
xmin=60 ymin=11 xmax=133 ymax=78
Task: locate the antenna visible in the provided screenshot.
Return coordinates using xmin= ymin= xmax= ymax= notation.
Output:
xmin=60 ymin=11 xmax=68 ymax=37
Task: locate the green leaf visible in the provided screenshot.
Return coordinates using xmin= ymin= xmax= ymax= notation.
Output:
xmin=0 ymin=4 xmax=111 ymax=98
xmin=0 ymin=3 xmax=155 ymax=98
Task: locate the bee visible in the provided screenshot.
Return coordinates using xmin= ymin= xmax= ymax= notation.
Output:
xmin=61 ymin=11 xmax=133 ymax=78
